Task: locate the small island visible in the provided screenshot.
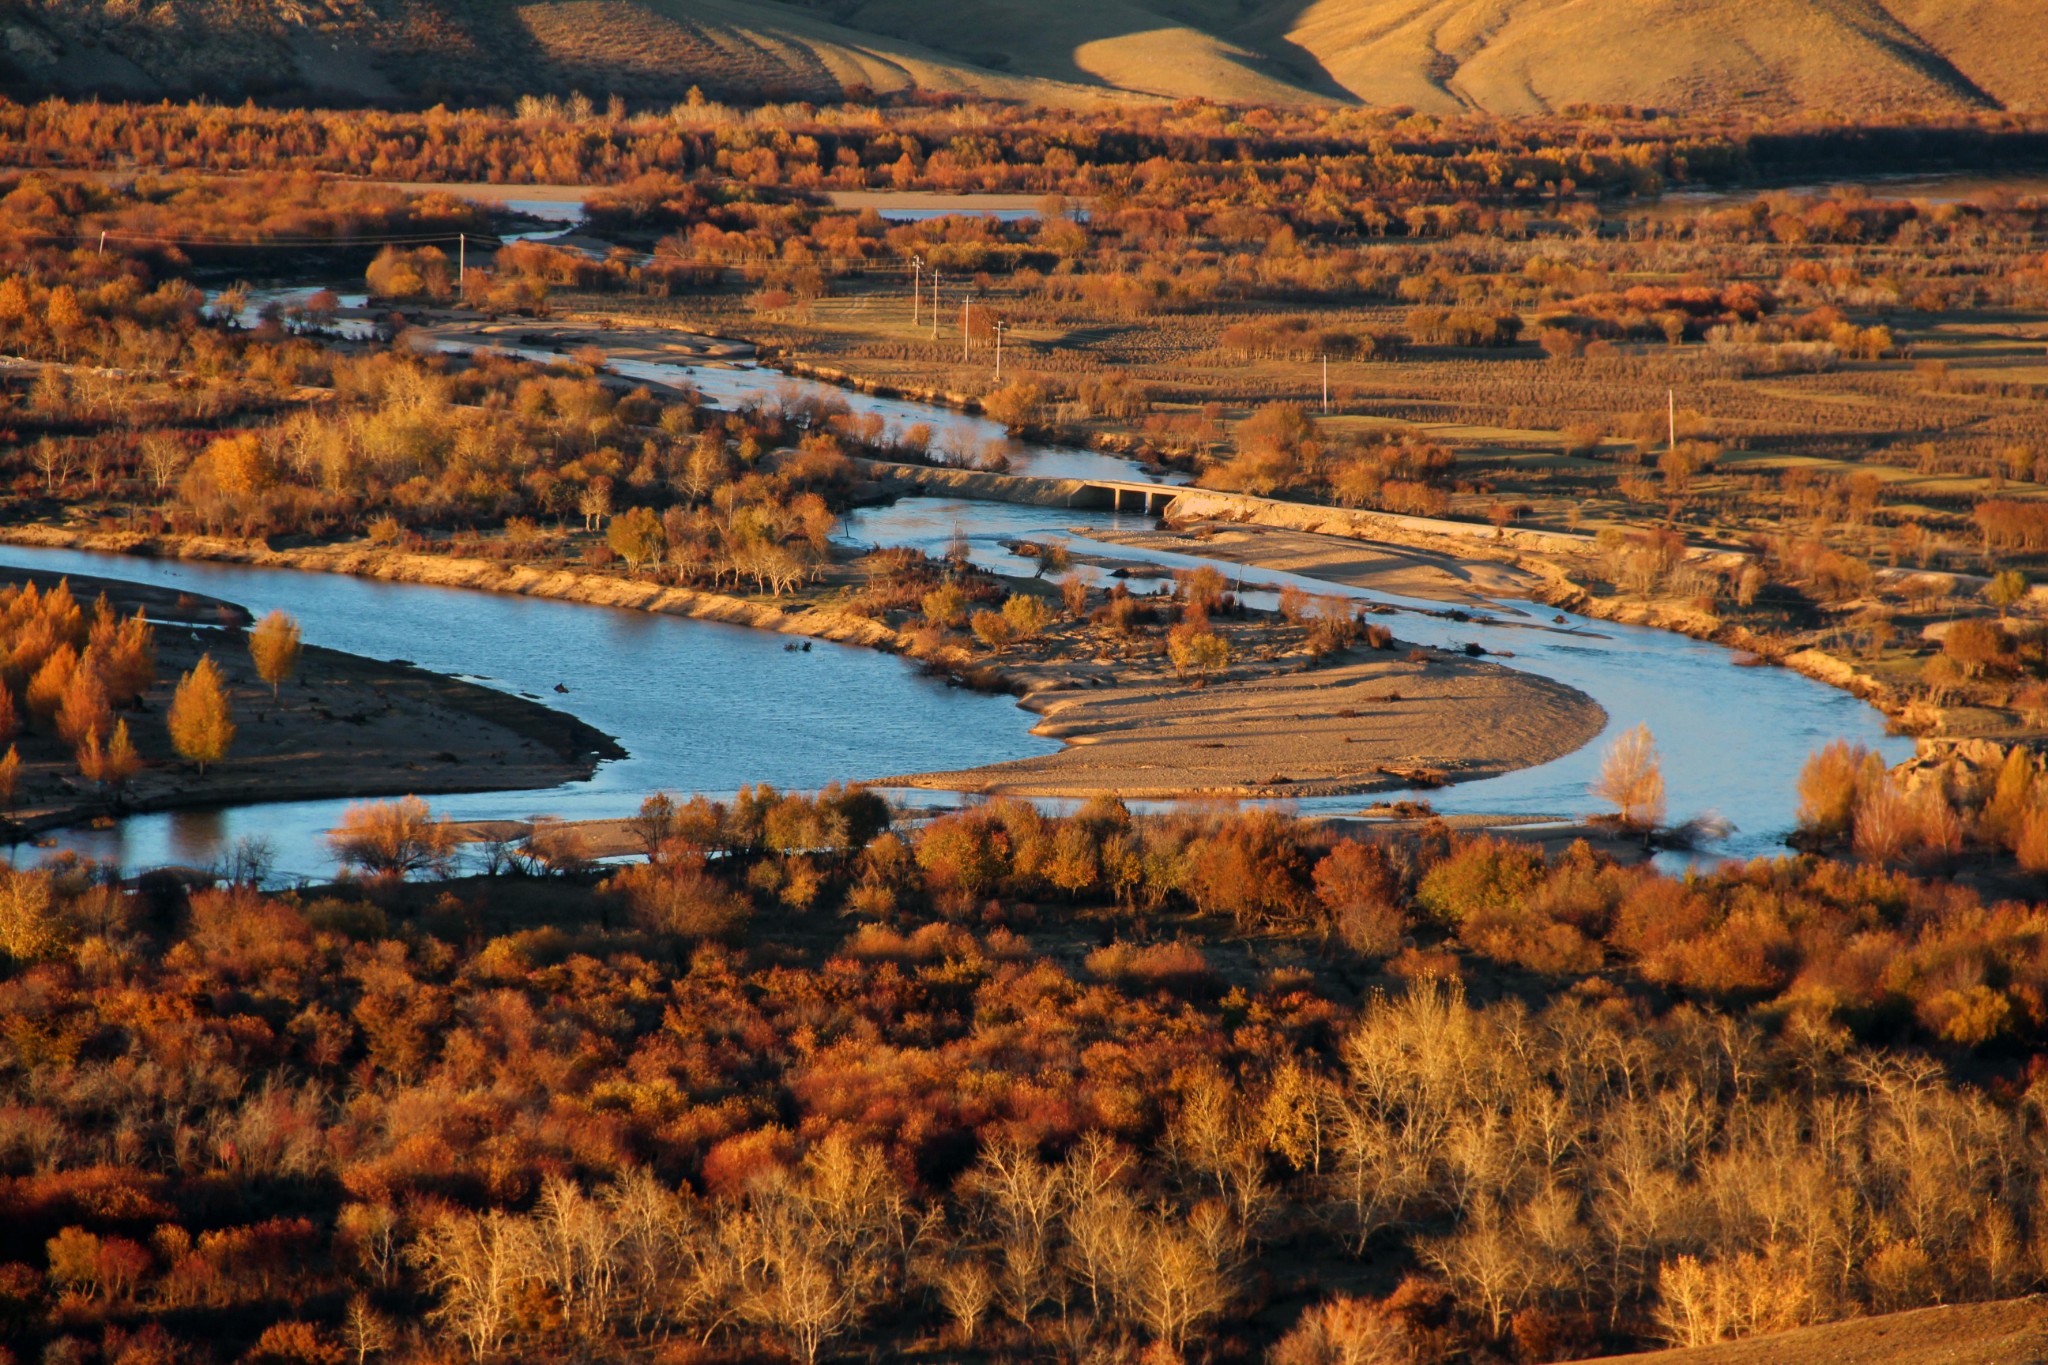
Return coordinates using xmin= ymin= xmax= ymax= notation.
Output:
xmin=0 ymin=568 xmax=620 ymax=837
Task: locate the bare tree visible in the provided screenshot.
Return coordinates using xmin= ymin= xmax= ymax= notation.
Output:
xmin=30 ymin=439 xmax=73 ymax=494
xmin=342 ymin=1293 xmax=395 ymax=1365
xmin=410 ymin=1209 xmax=533 ymax=1359
xmin=1420 ymin=1202 xmax=1533 ymax=1338
xmin=739 ymin=1233 xmax=858 ymax=1365
xmin=1592 ymin=723 xmax=1666 ymax=831
xmin=139 ymin=433 xmax=187 ymax=492
xmin=930 ymin=1255 xmax=997 ymax=1344
xmin=1062 ymin=1182 xmax=1144 ymax=1321
xmin=531 ymin=1177 xmax=629 ymax=1337
xmin=965 ymin=1137 xmax=1065 ymax=1323
xmin=1126 ymin=1204 xmax=1236 ymax=1352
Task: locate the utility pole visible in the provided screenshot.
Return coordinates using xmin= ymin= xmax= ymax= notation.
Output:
xmin=962 ymin=300 xmax=971 ymax=364
xmin=994 ymin=320 xmax=1007 ymax=381
xmin=458 ymin=232 xmax=466 ymax=290
xmin=911 ymin=254 xmax=924 ymax=328
xmin=96 ymin=230 xmax=105 ymax=256
xmin=1322 ymin=355 xmax=1329 ymax=415
xmin=930 ymin=273 xmax=939 ymax=341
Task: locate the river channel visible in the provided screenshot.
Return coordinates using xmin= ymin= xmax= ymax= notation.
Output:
xmin=10 ymin=203 xmax=1915 ymax=879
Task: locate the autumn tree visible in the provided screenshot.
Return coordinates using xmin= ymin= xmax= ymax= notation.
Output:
xmin=329 ymin=795 xmax=458 ymax=880
xmin=608 ymin=505 xmax=666 ymax=570
xmin=54 ymin=657 xmax=111 ymax=747
xmin=0 ymin=867 xmax=62 ymax=964
xmin=1796 ymin=740 xmax=1880 ymax=842
xmin=1591 ymin=723 xmax=1665 ymax=831
xmin=248 ymin=610 xmax=302 ymax=700
xmin=93 ymin=607 xmax=155 ymax=705
xmin=1986 ymin=569 xmax=2029 ymax=616
xmin=76 ymin=720 xmax=141 ymax=800
xmin=25 ymin=646 xmax=77 ymax=730
xmin=168 ymin=654 xmax=235 ymax=774
xmin=1169 ymin=623 xmax=1230 ymax=683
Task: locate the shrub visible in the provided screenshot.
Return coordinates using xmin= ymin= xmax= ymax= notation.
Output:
xmin=1414 ymin=837 xmax=1544 ymax=926
xmin=326 ymin=796 xmax=456 ymax=880
xmin=1796 ymin=740 xmax=1879 ymax=841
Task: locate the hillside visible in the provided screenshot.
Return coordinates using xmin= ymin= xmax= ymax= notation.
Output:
xmin=1583 ymin=1296 xmax=2048 ymax=1365
xmin=0 ymin=0 xmax=2044 ymax=113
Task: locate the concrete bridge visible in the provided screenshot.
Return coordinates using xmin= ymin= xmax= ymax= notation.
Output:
xmin=1087 ymin=479 xmax=1178 ymax=515
xmin=844 ymin=456 xmax=1184 ymax=515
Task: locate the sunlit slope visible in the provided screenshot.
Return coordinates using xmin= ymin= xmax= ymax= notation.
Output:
xmin=1577 ymin=1295 xmax=2048 ymax=1365
xmin=511 ymin=0 xmax=1121 ymax=104
xmin=1278 ymin=0 xmax=2040 ymax=115
xmin=1 ymin=0 xmax=2040 ymax=112
xmin=509 ymin=0 xmax=1338 ymax=106
xmin=1885 ymin=0 xmax=2048 ymax=111
xmin=798 ymin=0 xmax=1341 ymax=105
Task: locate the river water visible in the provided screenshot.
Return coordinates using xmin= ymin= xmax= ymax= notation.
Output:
xmin=0 ymin=540 xmax=1064 ymax=882
xmin=38 ymin=201 xmax=1912 ymax=880
xmin=842 ymin=498 xmax=1911 ymax=856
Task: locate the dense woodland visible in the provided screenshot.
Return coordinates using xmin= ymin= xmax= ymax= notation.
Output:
xmin=8 ymin=794 xmax=2048 ymax=1365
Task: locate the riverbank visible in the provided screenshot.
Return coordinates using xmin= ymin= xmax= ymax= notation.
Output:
xmin=1076 ymin=520 xmax=1539 ymax=606
xmin=1139 ymin=487 xmax=1930 ymax=737
xmin=0 ymin=524 xmax=1610 ymax=811
xmin=442 ymin=808 xmax=1653 ymax=864
xmin=0 ymin=566 xmax=619 ymax=836
xmin=0 ymin=523 xmax=902 ymax=650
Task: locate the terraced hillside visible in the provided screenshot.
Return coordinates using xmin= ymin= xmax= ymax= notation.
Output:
xmin=0 ymin=0 xmax=2042 ymax=113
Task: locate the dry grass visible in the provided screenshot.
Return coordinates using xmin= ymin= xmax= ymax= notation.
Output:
xmin=1579 ymin=1293 xmax=2048 ymax=1365
xmin=8 ymin=0 xmax=2045 ymax=111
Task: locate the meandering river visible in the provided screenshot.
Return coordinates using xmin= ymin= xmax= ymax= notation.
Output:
xmin=33 ymin=209 xmax=1913 ymax=879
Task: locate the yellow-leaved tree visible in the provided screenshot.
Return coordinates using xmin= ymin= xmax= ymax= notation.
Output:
xmin=77 ymin=720 xmax=141 ymax=798
xmin=248 ymin=610 xmax=302 ymax=701
xmin=168 ymin=654 xmax=235 ymax=775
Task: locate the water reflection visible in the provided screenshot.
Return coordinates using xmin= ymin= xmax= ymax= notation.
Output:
xmin=168 ymin=809 xmax=231 ymax=868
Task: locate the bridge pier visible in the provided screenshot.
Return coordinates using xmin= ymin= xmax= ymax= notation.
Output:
xmin=1086 ymin=482 xmax=1172 ymax=516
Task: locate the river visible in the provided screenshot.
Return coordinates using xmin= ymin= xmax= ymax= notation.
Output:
xmin=842 ymin=498 xmax=1911 ymax=857
xmin=28 ymin=202 xmax=1911 ymax=880
xmin=0 ymin=539 xmax=1066 ymax=882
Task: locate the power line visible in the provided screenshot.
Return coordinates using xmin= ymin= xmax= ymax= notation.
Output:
xmin=12 ymin=227 xmax=497 ymax=249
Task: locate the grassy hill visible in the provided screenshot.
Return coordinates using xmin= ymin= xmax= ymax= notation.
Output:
xmin=1581 ymin=1295 xmax=2048 ymax=1365
xmin=1 ymin=0 xmax=2043 ymax=113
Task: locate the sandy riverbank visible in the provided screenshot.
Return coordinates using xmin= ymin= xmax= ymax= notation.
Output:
xmin=1137 ymin=494 xmax=1909 ymax=723
xmin=890 ymin=643 xmax=1604 ymax=800
xmin=0 ymin=568 xmax=618 ymax=835
xmin=0 ymin=525 xmax=901 ymax=651
xmin=1081 ymin=520 xmax=1538 ymax=605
